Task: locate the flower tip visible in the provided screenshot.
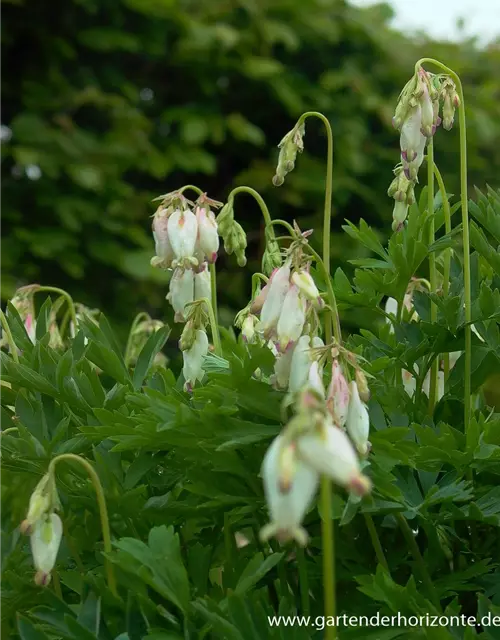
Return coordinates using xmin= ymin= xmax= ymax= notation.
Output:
xmin=272 ymin=174 xmax=284 ymax=187
xmin=34 ymin=570 xmax=51 ymax=587
xmin=20 ymin=520 xmax=32 ymax=535
xmin=349 ymin=474 xmax=372 ymax=497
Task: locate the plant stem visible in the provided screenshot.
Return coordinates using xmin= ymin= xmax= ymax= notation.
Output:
xmin=1 ymin=427 xmax=19 ymax=437
xmin=198 ymin=297 xmax=222 ymax=356
xmin=36 ymin=286 xmax=78 ymax=334
xmin=0 ymin=310 xmax=19 ymax=363
xmin=124 ymin=312 xmax=150 ymax=366
xmin=52 ymin=569 xmax=63 ymax=598
xmin=433 ymin=163 xmax=452 ymax=381
xmin=178 ymin=184 xmax=203 ymax=196
xmin=294 ymin=111 xmax=339 ymax=640
xmin=363 ymin=514 xmax=389 ymax=573
xmin=296 ymin=111 xmax=336 ymax=346
xmin=209 ymin=263 xmax=219 ymax=331
xmin=48 ymin=454 xmax=117 ymax=597
xmin=396 ymin=513 xmax=440 ymax=610
xmin=223 ymin=512 xmax=235 ymax=588
xmin=427 ymin=139 xmax=439 ymax=414
xmin=296 ymin=546 xmax=310 ymax=615
xmin=228 ymin=186 xmax=279 ymax=273
xmin=415 ymin=58 xmax=471 ymax=434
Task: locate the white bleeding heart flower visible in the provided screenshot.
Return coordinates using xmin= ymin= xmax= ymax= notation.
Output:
xmin=273 ymin=343 xmax=295 ymax=389
xmin=182 ymin=329 xmax=209 ymax=392
xmin=326 ymin=360 xmax=350 ymax=428
xmin=196 ymin=206 xmax=219 ymax=263
xmin=167 ymin=208 xmax=198 ymax=261
xmin=30 ymin=513 xmax=63 ymax=585
xmin=194 ymin=264 xmax=211 ymax=302
xmin=276 ymin=285 xmax=306 ymax=351
xmin=259 ymin=263 xmax=291 ymax=337
xmin=297 ymin=419 xmax=371 ymax=496
xmin=167 ymin=267 xmax=194 ymax=322
xmin=260 ymin=434 xmax=319 ymax=546
xmin=403 ymin=134 xmax=426 ymax=181
xmin=402 ymin=368 xmax=417 ymax=397
xmin=250 ymin=269 xmax=277 ymax=314
xmin=345 ymin=381 xmax=370 ymax=456
xmin=289 ymin=335 xmax=312 ymax=393
xmin=242 ymin=315 xmax=258 ymax=343
xmin=291 ymin=271 xmax=323 ymax=308
xmin=400 ymin=104 xmax=423 ymax=163
xmin=419 ymin=82 xmax=434 ymax=138
xmin=307 ymin=360 xmax=325 ymax=398
xmin=152 ymin=208 xmax=174 ymax=267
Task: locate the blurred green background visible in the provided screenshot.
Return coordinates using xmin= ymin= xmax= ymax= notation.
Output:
xmin=2 ymin=0 xmax=500 ymax=336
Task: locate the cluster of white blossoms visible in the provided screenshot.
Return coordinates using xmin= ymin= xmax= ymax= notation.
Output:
xmin=150 ymin=191 xmax=226 ymax=392
xmin=260 ymin=354 xmax=372 ymax=546
xmin=239 ymin=232 xmax=373 ymax=546
xmin=20 ymin=474 xmax=62 ymax=586
xmin=389 ymin=67 xmax=460 ymax=231
xmin=151 ymin=191 xmax=221 ymax=323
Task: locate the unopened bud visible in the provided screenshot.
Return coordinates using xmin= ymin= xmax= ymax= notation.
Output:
xmin=355 ymin=369 xmax=370 ymax=403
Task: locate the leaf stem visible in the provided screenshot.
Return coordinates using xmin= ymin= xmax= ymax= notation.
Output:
xmin=296 ymin=546 xmax=310 ymax=615
xmin=0 ymin=309 xmax=20 ymax=363
xmin=433 ymin=163 xmax=452 ymax=381
xmin=36 ymin=287 xmax=78 ymax=335
xmin=427 ymin=139 xmax=439 ymax=414
xmin=124 ymin=312 xmax=150 ymax=366
xmin=396 ymin=513 xmax=440 ymax=610
xmin=48 ymin=454 xmax=117 ymax=597
xmin=363 ymin=514 xmax=389 ymax=572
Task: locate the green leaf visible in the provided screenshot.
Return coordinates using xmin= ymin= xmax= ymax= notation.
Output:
xmin=132 ymin=324 xmax=170 ymax=390
xmin=17 ymin=615 xmax=51 ymax=640
xmin=235 ymin=552 xmax=284 ymax=596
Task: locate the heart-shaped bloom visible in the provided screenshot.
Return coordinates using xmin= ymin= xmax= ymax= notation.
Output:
xmin=260 ymin=434 xmax=319 ymax=546
xmin=242 ymin=315 xmax=258 ymax=343
xmin=196 ymin=206 xmax=219 ymax=263
xmin=289 ymin=335 xmax=312 ymax=393
xmin=182 ymin=329 xmax=209 ymax=392
xmin=273 ymin=342 xmax=295 ymax=389
xmin=250 ymin=269 xmax=277 ymax=314
xmin=167 ymin=267 xmax=194 ymax=322
xmin=307 ymin=360 xmax=325 ymax=398
xmin=30 ymin=513 xmax=63 ymax=585
xmin=297 ymin=420 xmax=371 ymax=496
xmin=276 ymin=285 xmax=306 ymax=351
xmin=167 ymin=209 xmax=198 ymax=261
xmin=152 ymin=208 xmax=174 ymax=267
xmin=400 ymin=104 xmax=422 ymax=163
xmin=326 ymin=360 xmax=350 ymax=427
xmin=259 ymin=263 xmax=291 ymax=337
xmin=345 ymin=381 xmax=370 ymax=456
xmin=194 ymin=264 xmax=211 ymax=302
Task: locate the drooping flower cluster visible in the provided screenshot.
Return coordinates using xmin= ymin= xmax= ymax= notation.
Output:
xmin=389 ymin=67 xmax=460 ymax=231
xmin=260 ymin=354 xmax=372 ymax=546
xmin=20 ymin=473 xmax=62 ymax=586
xmin=151 ymin=192 xmax=222 ymax=322
xmin=272 ymin=123 xmax=306 ymax=187
xmin=177 ymin=299 xmax=212 ymax=392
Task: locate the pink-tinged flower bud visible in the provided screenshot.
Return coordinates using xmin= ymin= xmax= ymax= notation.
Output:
xmin=194 ymin=264 xmax=211 ymax=302
xmin=152 ymin=208 xmax=174 ymax=267
xmin=326 ymin=360 xmax=350 ymax=427
xmin=307 ymin=360 xmax=325 ymax=398
xmin=167 ymin=267 xmax=194 ymax=322
xmin=260 ymin=434 xmax=319 ymax=546
xmin=400 ymin=104 xmax=422 ymax=164
xmin=30 ymin=513 xmax=63 ymax=582
xmin=196 ymin=206 xmax=219 ymax=263
xmin=419 ymin=83 xmax=434 ymax=138
xmin=25 ymin=313 xmax=36 ymax=344
xmin=355 ymin=369 xmax=370 ymax=403
xmin=167 ymin=209 xmax=198 ymax=261
xmin=242 ymin=315 xmax=257 ymax=343
xmin=345 ymin=381 xmax=370 ymax=456
xmin=273 ymin=343 xmax=295 ymax=389
xmin=250 ymin=269 xmax=278 ymax=314
xmin=291 ymin=271 xmax=322 ymax=308
xmin=182 ymin=329 xmax=208 ymax=392
xmin=24 ymin=473 xmax=57 ymax=530
xmin=276 ymin=285 xmax=306 ymax=351
xmin=259 ymin=263 xmax=291 ymax=338
xmin=297 ymin=420 xmax=371 ymax=496
xmin=442 ymin=93 xmax=454 ymax=131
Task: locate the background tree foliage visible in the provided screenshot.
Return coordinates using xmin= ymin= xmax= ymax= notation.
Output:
xmin=2 ymin=0 xmax=500 ymax=334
